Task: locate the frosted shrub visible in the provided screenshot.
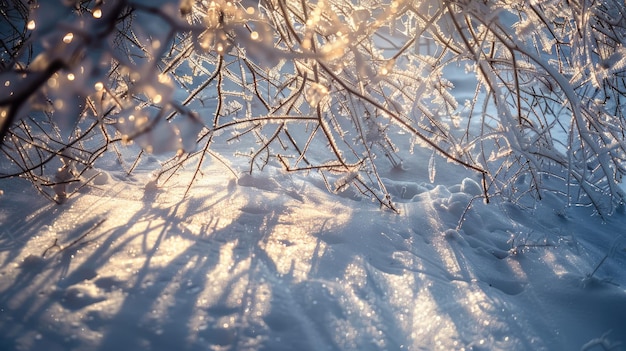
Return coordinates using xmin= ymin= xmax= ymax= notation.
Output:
xmin=1 ymin=0 xmax=626 ymax=215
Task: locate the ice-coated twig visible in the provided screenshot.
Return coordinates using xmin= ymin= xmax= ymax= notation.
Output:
xmin=41 ymin=218 xmax=106 ymax=259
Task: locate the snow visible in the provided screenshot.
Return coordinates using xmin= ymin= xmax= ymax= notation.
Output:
xmin=1 ymin=135 xmax=626 ymax=351
xmin=2 ymin=5 xmax=626 ymax=347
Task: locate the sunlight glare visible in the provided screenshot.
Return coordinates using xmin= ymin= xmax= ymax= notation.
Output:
xmin=158 ymin=74 xmax=171 ymax=84
xmin=505 ymin=258 xmax=528 ymax=281
xmin=390 ymin=0 xmax=399 ymax=12
xmin=541 ymin=250 xmax=566 ymax=275
xmin=47 ymin=77 xmax=58 ymax=88
xmin=63 ymin=33 xmax=74 ymax=44
xmin=264 ymin=202 xmax=351 ymax=281
xmin=410 ymin=287 xmax=460 ymax=350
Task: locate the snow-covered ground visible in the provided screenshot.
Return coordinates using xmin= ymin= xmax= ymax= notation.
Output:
xmin=2 ymin=11 xmax=626 ymax=347
xmin=1 ymin=130 xmax=626 ymax=351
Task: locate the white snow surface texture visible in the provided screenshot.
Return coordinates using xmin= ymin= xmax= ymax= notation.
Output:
xmin=1 ymin=145 xmax=626 ymax=351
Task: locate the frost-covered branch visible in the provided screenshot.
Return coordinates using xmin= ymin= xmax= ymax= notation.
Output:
xmin=2 ymin=0 xmax=626 ymax=215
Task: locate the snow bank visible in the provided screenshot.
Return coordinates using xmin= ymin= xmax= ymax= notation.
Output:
xmin=1 ymin=159 xmax=625 ymax=351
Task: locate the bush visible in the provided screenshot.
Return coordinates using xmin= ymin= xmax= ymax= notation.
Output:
xmin=1 ymin=0 xmax=626 ymax=215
